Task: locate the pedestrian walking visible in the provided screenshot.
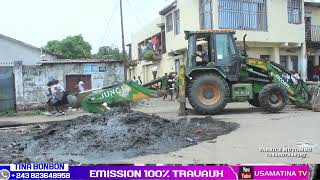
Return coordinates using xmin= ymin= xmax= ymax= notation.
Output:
xmin=162 ymin=73 xmax=169 ymax=101
xmin=138 ymin=76 xmax=143 ymax=85
xmin=45 ymin=80 xmax=59 ymax=116
xmin=51 ymin=80 xmax=68 ymax=115
xmin=168 ymin=75 xmax=174 ymax=101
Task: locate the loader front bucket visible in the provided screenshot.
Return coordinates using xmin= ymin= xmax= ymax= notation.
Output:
xmin=290 ymin=82 xmax=320 ymax=110
xmin=302 ymin=82 xmax=320 ymax=111
xmin=308 ymin=83 xmax=320 ymax=112
xmin=80 ymin=81 xmax=163 ymax=113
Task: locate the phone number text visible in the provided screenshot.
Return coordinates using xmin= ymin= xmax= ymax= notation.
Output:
xmin=15 ymin=172 xmax=70 ymax=179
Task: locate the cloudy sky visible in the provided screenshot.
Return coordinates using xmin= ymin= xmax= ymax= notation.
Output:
xmin=0 ymin=0 xmax=172 ymax=52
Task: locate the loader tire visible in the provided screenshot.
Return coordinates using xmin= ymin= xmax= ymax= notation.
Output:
xmin=248 ymin=95 xmax=260 ymax=107
xmin=188 ymin=74 xmax=229 ymax=115
xmin=259 ymin=84 xmax=288 ymax=113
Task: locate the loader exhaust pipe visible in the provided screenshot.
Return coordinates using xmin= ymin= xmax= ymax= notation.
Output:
xmin=243 ymin=34 xmax=248 ymax=57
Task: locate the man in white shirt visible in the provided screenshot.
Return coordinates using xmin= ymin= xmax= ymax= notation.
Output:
xmin=45 ymin=81 xmax=59 ymax=116
xmin=78 ymin=81 xmax=85 ymax=92
xmin=46 ymin=80 xmax=67 ymax=116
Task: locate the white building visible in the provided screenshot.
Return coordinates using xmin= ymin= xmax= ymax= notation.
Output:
xmin=0 ymin=34 xmax=57 ymax=66
xmin=130 ymin=0 xmax=320 ymax=82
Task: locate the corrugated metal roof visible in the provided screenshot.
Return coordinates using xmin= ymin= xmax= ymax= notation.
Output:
xmin=184 ymin=29 xmax=236 ymax=40
xmin=187 ymin=29 xmax=236 ymax=34
xmin=39 ymin=59 xmax=123 ymax=65
xmin=305 ymin=0 xmax=320 ymax=6
xmin=305 ymin=0 xmax=320 ymax=3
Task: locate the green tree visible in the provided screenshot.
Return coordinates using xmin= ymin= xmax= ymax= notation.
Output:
xmin=95 ymin=46 xmax=121 ymax=60
xmin=45 ymin=35 xmax=92 ymax=59
xmin=95 ymin=45 xmax=128 ymax=60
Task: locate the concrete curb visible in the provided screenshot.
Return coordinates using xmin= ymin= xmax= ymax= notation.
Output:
xmin=0 ymin=119 xmax=76 ymax=129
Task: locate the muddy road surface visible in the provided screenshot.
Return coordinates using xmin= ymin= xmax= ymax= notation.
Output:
xmin=0 ymin=108 xmax=239 ymax=164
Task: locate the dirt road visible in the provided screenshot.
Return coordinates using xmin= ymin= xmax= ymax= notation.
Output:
xmin=0 ymin=111 xmax=89 ymax=128
xmin=131 ymin=99 xmax=320 ymax=164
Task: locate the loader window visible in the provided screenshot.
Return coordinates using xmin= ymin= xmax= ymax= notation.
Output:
xmin=187 ymin=35 xmax=197 ymax=68
xmin=187 ymin=33 xmax=215 ymax=67
xmin=195 ymin=34 xmax=212 ymax=66
xmin=215 ymin=34 xmax=234 ymax=65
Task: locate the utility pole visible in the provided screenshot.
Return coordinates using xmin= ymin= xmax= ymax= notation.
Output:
xmin=120 ymin=0 xmax=127 ymax=81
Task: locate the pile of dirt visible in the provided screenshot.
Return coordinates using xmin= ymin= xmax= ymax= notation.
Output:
xmin=0 ymin=108 xmax=239 ymax=164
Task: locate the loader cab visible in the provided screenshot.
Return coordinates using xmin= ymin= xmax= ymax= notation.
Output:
xmin=185 ymin=30 xmax=242 ymax=81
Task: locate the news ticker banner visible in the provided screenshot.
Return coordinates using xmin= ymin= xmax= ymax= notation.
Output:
xmin=0 ymin=164 xmax=310 ymax=179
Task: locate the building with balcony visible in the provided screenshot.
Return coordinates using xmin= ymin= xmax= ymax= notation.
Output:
xmin=305 ymin=0 xmax=320 ymax=80
xmin=130 ymin=18 xmax=166 ymax=83
xmin=130 ymin=0 xmax=314 ymax=82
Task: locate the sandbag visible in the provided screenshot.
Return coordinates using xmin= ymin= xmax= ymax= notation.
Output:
xmin=67 ymin=95 xmax=79 ymax=108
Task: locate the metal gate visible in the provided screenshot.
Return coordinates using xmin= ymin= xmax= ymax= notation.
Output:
xmin=66 ymin=75 xmax=92 ymax=94
xmin=0 ymin=67 xmax=15 ymax=112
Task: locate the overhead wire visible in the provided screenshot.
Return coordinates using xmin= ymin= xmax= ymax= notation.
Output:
xmin=126 ymin=0 xmax=172 ymax=31
xmin=99 ymin=0 xmax=120 ymax=48
xmin=125 ymin=0 xmax=146 ymax=29
xmin=99 ymin=0 xmax=169 ymax=49
xmin=124 ymin=0 xmax=167 ymax=50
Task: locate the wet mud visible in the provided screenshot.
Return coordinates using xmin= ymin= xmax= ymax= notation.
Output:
xmin=0 ymin=108 xmax=239 ymax=164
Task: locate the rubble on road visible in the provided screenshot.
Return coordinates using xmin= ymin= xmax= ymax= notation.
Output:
xmin=312 ymin=89 xmax=320 ymax=112
xmin=0 ymin=108 xmax=239 ymax=164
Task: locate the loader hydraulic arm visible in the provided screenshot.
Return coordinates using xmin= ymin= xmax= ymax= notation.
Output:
xmin=79 ymin=79 xmax=167 ymax=113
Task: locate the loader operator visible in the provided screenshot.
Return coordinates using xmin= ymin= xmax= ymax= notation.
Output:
xmin=196 ymin=45 xmax=209 ymax=66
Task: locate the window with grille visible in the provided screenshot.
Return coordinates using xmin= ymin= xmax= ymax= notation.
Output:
xmin=200 ymin=0 xmax=213 ymax=30
xmin=280 ymin=56 xmax=288 ymax=70
xmin=174 ymin=10 xmax=180 ymax=35
xmin=166 ymin=13 xmax=173 ymax=32
xmin=288 ymin=0 xmax=302 ymax=24
xmin=219 ymin=0 xmax=268 ymax=31
xmin=291 ymin=56 xmax=299 ymax=72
